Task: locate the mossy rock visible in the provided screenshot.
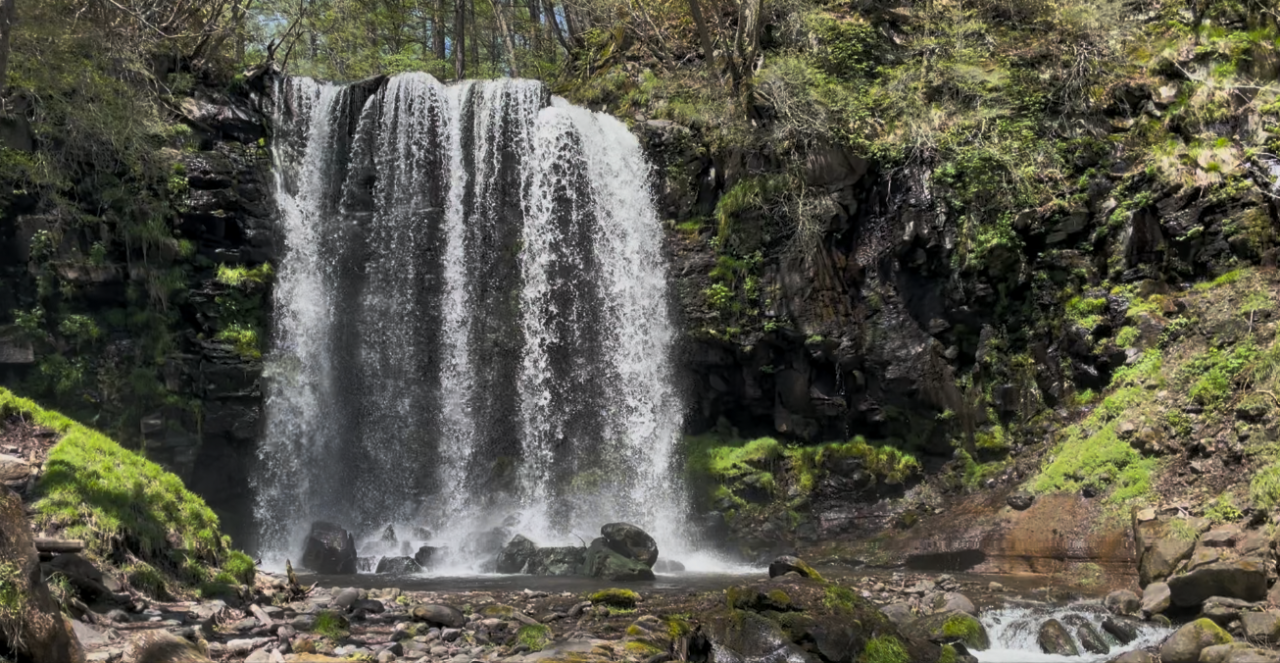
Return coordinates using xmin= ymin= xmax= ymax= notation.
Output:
xmin=588 ymin=588 xmax=640 ymax=608
xmin=906 ymin=611 xmax=991 ymax=651
xmin=517 ymin=624 xmax=552 ymax=652
xmin=480 ymin=603 xmax=517 ymax=618
xmin=707 ymin=578 xmax=946 ymax=663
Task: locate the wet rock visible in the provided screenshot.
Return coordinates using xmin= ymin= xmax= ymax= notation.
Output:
xmin=767 ymin=555 xmax=820 ymax=579
xmin=1167 ymin=559 xmax=1267 ymax=607
xmin=653 ymin=559 xmax=686 ymax=573
xmin=1107 ymin=651 xmax=1156 ymax=663
xmin=1159 ymin=618 xmax=1233 ymax=663
xmin=495 ymin=535 xmax=538 ymax=573
xmin=1006 ymin=492 xmax=1034 ymax=511
xmin=1101 ymin=616 xmax=1140 ymax=644
xmin=333 ymin=588 xmax=361 ymax=610
xmin=1241 ymin=610 xmax=1280 ymax=644
xmin=1105 ymin=589 xmax=1141 ymax=616
xmin=1141 ymin=581 xmax=1170 ymax=615
xmin=413 ymin=546 xmax=439 ymax=569
xmin=301 ymin=521 xmax=358 ymax=575
xmin=411 ymin=604 xmax=465 ymax=628
xmin=374 ymin=556 xmax=423 ymax=574
xmin=881 ymin=603 xmax=914 ymax=629
xmin=1073 ymin=621 xmax=1109 ymax=655
xmin=908 ymin=610 xmax=991 ymax=651
xmin=580 ymin=538 xmax=655 ymax=581
xmin=600 ymin=522 xmax=659 ymax=567
xmin=1037 ymin=619 xmax=1079 ymax=656
xmin=525 ymin=546 xmax=587 ymax=576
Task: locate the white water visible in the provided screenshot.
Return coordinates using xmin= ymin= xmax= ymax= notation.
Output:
xmin=257 ymin=73 xmax=732 ymax=574
xmin=976 ymin=604 xmax=1172 ymax=663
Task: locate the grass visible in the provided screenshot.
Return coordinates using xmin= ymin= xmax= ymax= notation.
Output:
xmin=312 ymin=611 xmax=349 ymax=641
xmin=214 ymin=263 xmax=274 ymax=288
xmin=517 ymin=624 xmax=552 ymax=652
xmin=861 ymin=635 xmax=909 ymax=663
xmin=588 ymin=588 xmax=640 ymax=608
xmin=1251 ymin=465 xmax=1280 ymax=510
xmin=0 ymin=387 xmax=247 ymax=594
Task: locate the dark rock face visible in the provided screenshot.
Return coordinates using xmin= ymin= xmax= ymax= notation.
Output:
xmin=1167 ymin=559 xmax=1268 ymax=607
xmin=495 ymin=534 xmax=538 ymax=574
xmin=767 ymin=555 xmax=820 ymax=579
xmin=600 ymin=522 xmax=659 ymax=567
xmin=301 ymin=521 xmax=357 ymax=575
xmin=414 ymin=545 xmax=440 ymax=569
xmin=1006 ymin=492 xmax=1034 ymax=511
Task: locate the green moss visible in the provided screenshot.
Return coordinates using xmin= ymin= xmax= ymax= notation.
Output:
xmin=860 ymin=635 xmax=908 ymax=663
xmin=822 ymin=585 xmax=858 ymax=611
xmin=517 ymin=624 xmax=552 ymax=652
xmin=942 ymin=614 xmax=982 ymax=642
xmin=480 ymin=604 xmax=516 ymax=618
xmin=1116 ymin=326 xmax=1140 ymax=347
xmin=588 ymin=588 xmax=640 ymax=608
xmin=1194 ymin=269 xmax=1245 ymax=291
xmin=1066 ymin=296 xmax=1108 ymax=328
xmin=126 ymin=562 xmax=168 ymax=599
xmin=223 ymin=550 xmax=256 ymax=585
xmin=766 ymin=589 xmax=792 ymax=607
xmin=312 ymin=611 xmax=350 ymax=641
xmin=623 ymin=640 xmax=662 ymax=657
xmin=664 ymin=615 xmax=693 ymax=640
xmin=938 ymin=644 xmax=958 ymax=663
xmin=1251 ymin=464 xmax=1280 ymax=510
xmin=215 ymin=263 xmax=274 ymax=288
xmin=1190 ymin=618 xmax=1233 ymax=645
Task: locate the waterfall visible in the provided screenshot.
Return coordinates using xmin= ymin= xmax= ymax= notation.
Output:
xmin=976 ymin=604 xmax=1172 ymax=663
xmin=256 ymin=73 xmax=689 ymax=572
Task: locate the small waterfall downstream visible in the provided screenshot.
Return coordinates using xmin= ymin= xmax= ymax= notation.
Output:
xmin=256 ymin=73 xmax=689 ymax=571
xmin=976 ymin=604 xmax=1172 ymax=663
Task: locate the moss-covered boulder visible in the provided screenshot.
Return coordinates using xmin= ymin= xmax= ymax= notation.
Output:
xmin=0 ymin=486 xmax=86 ymax=663
xmin=581 ymin=537 xmax=655 ymax=581
xmin=1160 ymin=618 xmax=1233 ymax=663
xmin=705 ymin=578 xmax=946 ymax=663
xmin=906 ymin=611 xmax=991 ymax=651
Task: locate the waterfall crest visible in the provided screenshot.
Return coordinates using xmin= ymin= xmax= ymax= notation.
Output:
xmin=257 ymin=73 xmax=688 ymax=571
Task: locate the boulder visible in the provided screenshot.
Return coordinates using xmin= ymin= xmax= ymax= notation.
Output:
xmin=907 ymin=610 xmax=990 ymax=651
xmin=1105 ymin=589 xmax=1141 ymax=616
xmin=413 ymin=545 xmax=439 ymax=569
xmin=1037 ymin=619 xmax=1079 ymax=656
xmin=43 ymin=553 xmax=112 ymax=602
xmin=600 ymin=523 xmax=658 ymax=567
xmin=1107 ymin=651 xmax=1156 ymax=663
xmin=301 ymin=521 xmax=358 ymax=575
xmin=1241 ymin=610 xmax=1280 ymax=645
xmin=1101 ymin=616 xmax=1140 ymax=644
xmin=1074 ymin=622 xmax=1109 ymax=655
xmin=374 ymin=556 xmax=422 ymax=574
xmin=653 ymin=559 xmax=686 ymax=573
xmin=1006 ymin=492 xmax=1034 ymax=510
xmin=1199 ymin=643 xmax=1258 ymax=663
xmin=0 ymin=487 xmax=86 ymax=663
xmin=129 ymin=631 xmax=211 ymax=662
xmin=410 ymin=604 xmax=465 ymax=628
xmin=1167 ymin=559 xmax=1267 ymax=607
xmin=1201 ymin=596 xmax=1255 ymax=624
xmin=1140 ymin=533 xmax=1196 ymax=585
xmin=1159 ymin=618 xmax=1233 ymax=663
xmin=1141 ymin=581 xmax=1170 ymax=615
xmin=0 ymin=454 xmax=31 ymax=487
xmin=881 ymin=603 xmax=914 ymax=629
xmin=580 ymin=538 xmax=654 ymax=581
xmin=929 ymin=592 xmax=976 ymax=616
xmin=767 ymin=555 xmax=821 ymax=579
xmin=526 ymin=546 xmax=586 ymax=576
xmin=495 ymin=535 xmax=537 ymax=574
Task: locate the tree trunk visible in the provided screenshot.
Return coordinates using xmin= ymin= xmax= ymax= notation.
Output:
xmin=489 ymin=0 xmax=519 ymax=77
xmin=454 ymin=0 xmax=466 ymax=79
xmin=470 ymin=0 xmax=479 ymax=75
xmin=434 ymin=0 xmax=446 ymax=59
xmin=0 ymin=0 xmax=15 ymax=96
xmin=685 ymin=0 xmax=717 ymax=73
xmin=546 ymin=0 xmax=572 ymax=54
xmin=527 ymin=0 xmax=541 ymax=51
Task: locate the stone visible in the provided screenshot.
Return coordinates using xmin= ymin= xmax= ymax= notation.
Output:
xmin=880 ymin=603 xmax=914 ymax=628
xmin=1006 ymin=492 xmax=1034 ymax=510
xmin=1159 ymin=618 xmax=1233 ymax=663
xmin=1141 ymin=581 xmax=1170 ymax=615
xmin=1101 ymin=616 xmax=1140 ymax=644
xmin=1037 ymin=619 xmax=1079 ymax=656
xmin=600 ymin=523 xmax=659 ymax=567
xmin=413 ymin=546 xmax=439 ymax=569
xmin=374 ymin=556 xmax=423 ymax=574
xmin=45 ymin=553 xmax=112 ymax=602
xmin=909 ymin=610 xmax=991 ymax=651
xmin=1199 ymin=643 xmax=1257 ymax=663
xmin=301 ymin=521 xmax=358 ymax=575
xmin=0 ymin=487 xmax=85 ymax=663
xmin=0 ymin=453 xmax=31 ymax=485
xmin=333 ymin=588 xmax=360 ymax=610
xmin=1107 ymin=651 xmax=1156 ymax=663
xmin=1105 ymin=589 xmax=1141 ymax=616
xmin=766 ymin=555 xmax=819 ymax=579
xmin=1074 ymin=622 xmax=1109 ymax=655
xmin=1241 ymin=611 xmax=1280 ymax=644
xmin=495 ymin=535 xmax=538 ymax=573
xmin=652 ymin=559 xmax=686 ymax=573
xmin=929 ymin=592 xmax=976 ymax=616
xmin=1168 ymin=559 xmax=1268 ymax=607
xmin=411 ymin=604 xmax=465 ymax=628
xmin=1201 ymin=526 xmax=1243 ymax=547
xmin=580 ymin=538 xmax=655 ymax=581
xmin=127 ymin=631 xmax=207 ymax=662
xmin=1140 ymin=531 xmax=1196 ymax=585
xmin=1201 ymin=596 xmax=1255 ymax=624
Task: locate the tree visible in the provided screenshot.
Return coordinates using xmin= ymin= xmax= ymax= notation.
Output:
xmin=0 ymin=0 xmax=14 ymax=95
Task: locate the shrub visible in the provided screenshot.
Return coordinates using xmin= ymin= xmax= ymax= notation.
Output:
xmin=223 ymin=550 xmax=256 ymax=585
xmin=1251 ymin=464 xmax=1280 ymax=510
xmin=862 ymin=635 xmax=909 ymax=663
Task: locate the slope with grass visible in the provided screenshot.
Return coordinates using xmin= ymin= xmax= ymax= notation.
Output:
xmin=0 ymin=387 xmax=253 ymax=598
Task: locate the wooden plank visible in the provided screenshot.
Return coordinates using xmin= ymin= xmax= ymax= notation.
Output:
xmin=34 ymin=538 xmax=84 ymax=553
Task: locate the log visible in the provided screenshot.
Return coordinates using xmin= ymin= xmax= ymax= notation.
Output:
xmin=34 ymin=538 xmax=84 ymax=553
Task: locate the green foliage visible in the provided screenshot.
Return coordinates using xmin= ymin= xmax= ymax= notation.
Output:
xmin=1169 ymin=519 xmax=1200 ymax=542
xmin=941 ymin=614 xmax=984 ymax=644
xmin=126 ymin=562 xmax=168 ymax=599
xmin=1195 ymin=269 xmax=1245 ymax=291
xmin=938 ymin=644 xmax=959 ymax=663
xmin=57 ymin=315 xmax=101 ymax=348
xmin=1115 ymin=327 xmax=1140 ymax=348
xmin=222 ymin=550 xmax=256 ymax=586
xmin=861 ymin=635 xmax=908 ymax=663
xmin=1066 ymin=296 xmax=1108 ymax=329
xmin=1203 ymin=494 xmax=1242 ymax=524
xmin=312 ymin=611 xmax=350 ymax=641
xmin=822 ymin=585 xmax=857 ymax=611
xmin=197 ymin=571 xmax=240 ymax=599
xmin=1031 ymin=415 xmax=1158 ymax=503
xmin=216 ymin=324 xmax=262 ymax=360
xmin=215 ymin=263 xmax=275 ymax=288
xmin=1251 ymin=464 xmax=1280 ymax=511
xmin=517 ymin=624 xmax=552 ymax=652
xmin=588 ymin=588 xmax=640 ymax=608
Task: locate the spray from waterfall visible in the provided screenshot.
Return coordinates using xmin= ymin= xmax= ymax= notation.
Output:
xmin=257 ymin=73 xmax=705 ymax=572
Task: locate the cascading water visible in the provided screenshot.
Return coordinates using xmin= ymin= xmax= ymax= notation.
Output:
xmin=256 ymin=73 xmax=697 ymax=573
xmin=975 ymin=604 xmax=1172 ymax=663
